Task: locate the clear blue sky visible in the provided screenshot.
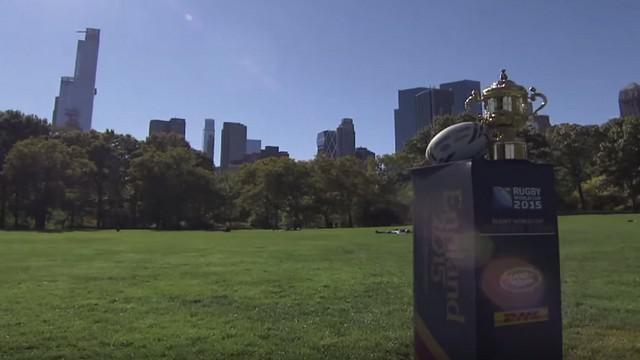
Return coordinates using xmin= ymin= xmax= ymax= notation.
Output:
xmin=1 ymin=0 xmax=639 ymax=162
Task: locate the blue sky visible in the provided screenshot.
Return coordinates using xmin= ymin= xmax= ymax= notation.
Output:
xmin=1 ymin=0 xmax=639 ymax=162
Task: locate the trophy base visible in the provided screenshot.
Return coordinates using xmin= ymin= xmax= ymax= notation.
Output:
xmin=492 ymin=141 xmax=527 ymax=160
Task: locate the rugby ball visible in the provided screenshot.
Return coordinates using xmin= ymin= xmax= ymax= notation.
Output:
xmin=425 ymin=122 xmax=489 ymax=163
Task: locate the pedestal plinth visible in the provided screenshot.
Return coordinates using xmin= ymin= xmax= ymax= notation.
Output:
xmin=412 ymin=160 xmax=562 ymax=360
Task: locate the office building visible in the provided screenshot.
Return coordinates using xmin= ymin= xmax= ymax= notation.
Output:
xmin=220 ymin=122 xmax=247 ymax=169
xmin=316 ymin=130 xmax=337 ymax=157
xmin=619 ymin=83 xmax=640 ymax=117
xmin=246 ymin=139 xmax=262 ymax=154
xmin=149 ymin=118 xmax=186 ymax=137
xmin=394 ymin=87 xmax=454 ymax=152
xmin=52 ymin=28 xmax=100 ymax=131
xmin=202 ymin=119 xmax=215 ymax=163
xmin=530 ymin=115 xmax=551 ymax=134
xmin=241 ymin=145 xmax=289 ymax=164
xmin=355 ymin=147 xmax=375 ymax=162
xmin=439 ymin=80 xmax=482 ymax=115
xmin=336 ymin=118 xmax=356 ymax=157
xmin=394 ymin=87 xmax=427 ymax=153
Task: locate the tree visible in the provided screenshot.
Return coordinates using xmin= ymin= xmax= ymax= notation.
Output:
xmin=597 ymin=117 xmax=640 ymax=211
xmin=0 ymin=110 xmax=50 ymax=228
xmin=546 ymin=124 xmax=603 ymax=210
xmin=236 ymin=157 xmax=311 ymax=229
xmin=129 ymin=139 xmax=220 ymax=229
xmin=4 ymin=138 xmax=91 ymax=230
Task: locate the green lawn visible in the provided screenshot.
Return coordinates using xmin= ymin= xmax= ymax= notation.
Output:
xmin=1 ymin=215 xmax=639 ymax=359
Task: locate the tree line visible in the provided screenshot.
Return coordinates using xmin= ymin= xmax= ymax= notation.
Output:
xmin=1 ymin=109 xmax=639 ymax=231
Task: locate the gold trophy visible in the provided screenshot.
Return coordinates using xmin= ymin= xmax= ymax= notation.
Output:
xmin=465 ymin=69 xmax=547 ymax=160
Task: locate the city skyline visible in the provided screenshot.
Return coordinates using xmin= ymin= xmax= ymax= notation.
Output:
xmin=2 ymin=1 xmax=639 ymax=161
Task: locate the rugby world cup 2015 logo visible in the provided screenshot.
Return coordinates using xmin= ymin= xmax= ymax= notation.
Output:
xmin=492 ymin=187 xmax=513 ymax=209
xmin=492 ymin=186 xmax=543 ymax=210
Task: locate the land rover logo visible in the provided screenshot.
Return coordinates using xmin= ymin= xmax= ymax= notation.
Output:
xmin=499 ymin=267 xmax=542 ymax=293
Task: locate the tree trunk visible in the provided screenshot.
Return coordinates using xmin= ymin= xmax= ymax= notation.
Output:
xmin=35 ymin=208 xmax=46 ymax=231
xmin=96 ymin=181 xmax=103 ymax=229
xmin=0 ymin=176 xmax=6 ymax=229
xmin=577 ymin=182 xmax=586 ymax=210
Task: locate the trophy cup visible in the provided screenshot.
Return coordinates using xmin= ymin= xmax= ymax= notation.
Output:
xmin=412 ymin=71 xmax=562 ymax=359
xmin=465 ymin=69 xmax=547 ymax=160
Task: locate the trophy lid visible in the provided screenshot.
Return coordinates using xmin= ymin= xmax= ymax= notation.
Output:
xmin=482 ymin=69 xmax=529 ymax=99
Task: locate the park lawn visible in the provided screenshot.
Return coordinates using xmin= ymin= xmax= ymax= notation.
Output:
xmin=0 ymin=215 xmax=639 ymax=359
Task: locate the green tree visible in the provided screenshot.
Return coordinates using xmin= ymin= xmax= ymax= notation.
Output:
xmin=597 ymin=117 xmax=640 ymax=211
xmin=4 ymin=138 xmax=91 ymax=230
xmin=0 ymin=110 xmax=50 ymax=228
xmin=547 ymin=124 xmax=603 ymax=210
xmin=130 ymin=138 xmax=220 ymax=229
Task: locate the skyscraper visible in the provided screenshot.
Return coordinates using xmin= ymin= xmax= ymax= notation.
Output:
xmin=220 ymin=122 xmax=247 ymax=170
xmin=246 ymin=139 xmax=262 ymax=154
xmin=394 ymin=87 xmax=453 ymax=152
xmin=394 ymin=87 xmax=427 ymax=153
xmin=52 ymin=28 xmax=100 ymax=131
xmin=202 ymin=119 xmax=215 ymax=163
xmin=316 ymin=130 xmax=337 ymax=157
xmin=336 ymin=118 xmax=356 ymax=157
xmin=355 ymin=147 xmax=375 ymax=162
xmin=439 ymin=80 xmax=482 ymax=115
xmin=415 ymin=89 xmax=454 ymax=129
xmin=148 ymin=118 xmax=186 ymax=137
xmin=619 ymin=83 xmax=640 ymax=117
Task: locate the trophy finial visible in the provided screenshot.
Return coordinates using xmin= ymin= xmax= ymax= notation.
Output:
xmin=499 ymin=69 xmax=508 ymax=85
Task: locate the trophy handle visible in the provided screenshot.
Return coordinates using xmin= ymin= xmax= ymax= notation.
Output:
xmin=465 ymin=89 xmax=482 ymax=113
xmin=529 ymin=87 xmax=547 ymax=115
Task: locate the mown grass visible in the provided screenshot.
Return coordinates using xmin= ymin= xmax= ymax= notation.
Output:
xmin=1 ymin=214 xmax=639 ymax=359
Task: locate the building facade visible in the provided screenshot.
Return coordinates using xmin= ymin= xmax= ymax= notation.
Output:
xmin=619 ymin=83 xmax=640 ymax=117
xmin=394 ymin=87 xmax=454 ymax=152
xmin=52 ymin=28 xmax=100 ymax=131
xmin=316 ymin=130 xmax=337 ymax=157
xmin=394 ymin=87 xmax=427 ymax=153
xmin=336 ymin=118 xmax=356 ymax=157
xmin=439 ymin=80 xmax=482 ymax=115
xmin=149 ymin=118 xmax=186 ymax=137
xmin=246 ymin=139 xmax=262 ymax=155
xmin=202 ymin=118 xmax=215 ymax=164
xmin=530 ymin=114 xmax=551 ymax=134
xmin=355 ymin=147 xmax=375 ymax=162
xmin=220 ymin=122 xmax=247 ymax=170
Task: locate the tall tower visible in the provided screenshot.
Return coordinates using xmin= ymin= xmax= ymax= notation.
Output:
xmin=220 ymin=122 xmax=247 ymax=170
xmin=336 ymin=118 xmax=356 ymax=157
xmin=316 ymin=130 xmax=337 ymax=158
xmin=619 ymin=83 xmax=640 ymax=117
xmin=202 ymin=119 xmax=215 ymax=164
xmin=52 ymin=28 xmax=100 ymax=131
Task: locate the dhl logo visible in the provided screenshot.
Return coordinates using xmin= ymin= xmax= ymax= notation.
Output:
xmin=494 ymin=307 xmax=549 ymax=327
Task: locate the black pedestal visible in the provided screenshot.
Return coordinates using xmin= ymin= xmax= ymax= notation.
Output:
xmin=412 ymin=160 xmax=562 ymax=360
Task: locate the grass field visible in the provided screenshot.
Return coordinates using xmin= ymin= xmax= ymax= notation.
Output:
xmin=1 ymin=215 xmax=639 ymax=359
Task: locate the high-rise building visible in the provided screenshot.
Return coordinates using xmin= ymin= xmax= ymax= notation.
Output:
xmin=416 ymin=89 xmax=454 ymax=129
xmin=202 ymin=119 xmax=215 ymax=163
xmin=530 ymin=115 xmax=551 ymax=134
xmin=355 ymin=147 xmax=375 ymax=162
xmin=52 ymin=28 xmax=100 ymax=131
xmin=220 ymin=122 xmax=247 ymax=169
xmin=619 ymin=83 xmax=640 ymax=117
xmin=149 ymin=118 xmax=186 ymax=137
xmin=394 ymin=87 xmax=454 ymax=152
xmin=316 ymin=130 xmax=337 ymax=157
xmin=394 ymin=87 xmax=427 ymax=153
xmin=439 ymin=80 xmax=482 ymax=115
xmin=246 ymin=139 xmax=262 ymax=154
xmin=336 ymin=118 xmax=356 ymax=157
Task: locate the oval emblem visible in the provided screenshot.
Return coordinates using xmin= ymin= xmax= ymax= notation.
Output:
xmin=499 ymin=267 xmax=542 ymax=293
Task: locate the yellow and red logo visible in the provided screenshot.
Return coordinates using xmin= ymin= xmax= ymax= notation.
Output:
xmin=494 ymin=307 xmax=549 ymax=327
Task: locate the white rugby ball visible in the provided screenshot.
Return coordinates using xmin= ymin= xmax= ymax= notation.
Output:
xmin=425 ymin=122 xmax=489 ymax=163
